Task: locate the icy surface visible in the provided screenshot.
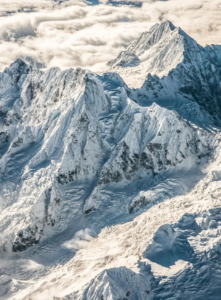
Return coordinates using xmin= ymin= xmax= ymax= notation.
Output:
xmin=0 ymin=20 xmax=221 ymax=300
xmin=108 ymin=21 xmax=185 ymax=87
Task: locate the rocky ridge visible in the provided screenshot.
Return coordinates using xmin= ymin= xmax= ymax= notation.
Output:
xmin=0 ymin=20 xmax=221 ymax=300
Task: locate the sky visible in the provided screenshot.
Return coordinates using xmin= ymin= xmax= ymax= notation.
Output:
xmin=0 ymin=0 xmax=220 ymax=72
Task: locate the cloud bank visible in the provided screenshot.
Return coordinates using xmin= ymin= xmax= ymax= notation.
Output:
xmin=0 ymin=0 xmax=220 ymax=72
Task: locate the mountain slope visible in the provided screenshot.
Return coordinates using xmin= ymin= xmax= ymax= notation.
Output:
xmin=8 ymin=147 xmax=221 ymax=300
xmin=0 ymin=20 xmax=221 ymax=300
xmin=0 ymin=58 xmax=215 ymax=255
xmin=108 ymin=21 xmax=221 ymax=123
xmin=108 ymin=21 xmax=185 ymax=86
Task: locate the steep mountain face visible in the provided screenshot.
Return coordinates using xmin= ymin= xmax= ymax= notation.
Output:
xmin=10 ymin=156 xmax=221 ymax=300
xmin=0 ymin=20 xmax=221 ymax=300
xmin=0 ymin=58 xmax=214 ymax=254
xmin=108 ymin=21 xmax=185 ymax=85
xmin=108 ymin=21 xmax=221 ymax=122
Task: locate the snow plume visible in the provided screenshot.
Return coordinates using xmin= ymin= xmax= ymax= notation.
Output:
xmin=0 ymin=0 xmax=220 ymax=72
xmin=62 ymin=228 xmax=95 ymax=251
xmin=0 ymin=227 xmax=14 ymax=252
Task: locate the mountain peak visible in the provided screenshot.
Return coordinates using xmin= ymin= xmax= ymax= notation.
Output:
xmin=4 ymin=58 xmax=30 ymax=83
xmin=126 ymin=20 xmax=180 ymax=57
xmin=107 ymin=20 xmax=200 ymax=88
xmin=150 ymin=20 xmax=176 ymax=33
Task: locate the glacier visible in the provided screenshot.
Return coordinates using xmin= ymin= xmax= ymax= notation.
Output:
xmin=0 ymin=20 xmax=221 ymax=300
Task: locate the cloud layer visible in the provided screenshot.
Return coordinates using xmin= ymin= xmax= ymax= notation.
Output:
xmin=0 ymin=0 xmax=220 ymax=72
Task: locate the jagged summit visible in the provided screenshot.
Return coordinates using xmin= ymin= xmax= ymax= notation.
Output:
xmin=107 ymin=21 xmax=221 ymax=121
xmin=4 ymin=58 xmax=29 ymax=83
xmin=107 ymin=20 xmax=200 ymax=88
xmin=127 ymin=20 xmax=177 ymax=54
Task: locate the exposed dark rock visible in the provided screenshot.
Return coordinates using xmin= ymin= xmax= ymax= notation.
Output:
xmin=129 ymin=196 xmax=151 ymax=214
xmin=84 ymin=206 xmax=95 ymax=215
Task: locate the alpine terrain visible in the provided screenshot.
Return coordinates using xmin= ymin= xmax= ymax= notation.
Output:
xmin=1 ymin=20 xmax=221 ymax=300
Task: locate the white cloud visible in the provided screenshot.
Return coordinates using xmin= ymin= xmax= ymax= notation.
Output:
xmin=62 ymin=228 xmax=95 ymax=251
xmin=0 ymin=0 xmax=220 ymax=72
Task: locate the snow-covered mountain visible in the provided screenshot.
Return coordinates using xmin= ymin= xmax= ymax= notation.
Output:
xmin=108 ymin=21 xmax=221 ymax=123
xmin=108 ymin=21 xmax=185 ymax=83
xmin=0 ymin=20 xmax=221 ymax=300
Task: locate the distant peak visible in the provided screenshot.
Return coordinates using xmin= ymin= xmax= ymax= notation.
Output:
xmin=10 ymin=58 xmax=27 ymax=68
xmin=154 ymin=20 xmax=176 ymax=31
xmin=127 ymin=20 xmax=180 ymax=55
xmin=107 ymin=20 xmax=200 ymax=88
xmin=164 ymin=20 xmax=176 ymax=28
xmin=4 ymin=58 xmax=29 ymax=83
xmin=136 ymin=20 xmax=195 ymax=50
xmin=148 ymin=20 xmax=176 ymax=35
